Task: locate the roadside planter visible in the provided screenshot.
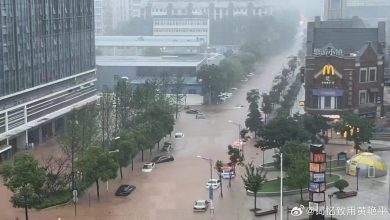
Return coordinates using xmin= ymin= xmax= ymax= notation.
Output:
xmin=246 ymin=174 xmax=341 ymax=197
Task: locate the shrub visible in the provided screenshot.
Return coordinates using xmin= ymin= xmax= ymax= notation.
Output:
xmin=334 ymin=179 xmax=349 ymax=192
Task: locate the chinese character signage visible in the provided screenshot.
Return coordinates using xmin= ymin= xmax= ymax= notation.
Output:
xmin=309 ymin=144 xmax=326 ymax=220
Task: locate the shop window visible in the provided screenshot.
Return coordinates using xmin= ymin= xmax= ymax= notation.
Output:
xmin=369 ymin=67 xmax=376 ymax=82
xmin=359 ymin=90 xmax=366 ymax=104
xmin=359 ymin=68 xmax=367 ymax=82
xmin=324 ymin=96 xmax=331 ymax=109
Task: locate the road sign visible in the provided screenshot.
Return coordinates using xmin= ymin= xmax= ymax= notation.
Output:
xmin=73 ymin=190 xmax=78 ymax=203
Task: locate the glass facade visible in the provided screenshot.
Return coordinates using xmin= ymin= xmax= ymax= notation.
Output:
xmin=0 ymin=0 xmax=95 ymax=96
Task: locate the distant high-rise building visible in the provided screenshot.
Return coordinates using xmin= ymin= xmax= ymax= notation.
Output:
xmin=130 ymin=0 xmax=273 ymax=21
xmin=323 ymin=0 xmax=346 ymax=20
xmin=0 ymin=0 xmax=97 ymax=152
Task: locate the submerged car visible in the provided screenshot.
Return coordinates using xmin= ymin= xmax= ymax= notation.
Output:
xmin=161 ymin=141 xmax=172 ymax=152
xmin=193 ymin=200 xmax=209 ymax=212
xmin=151 ymin=155 xmax=174 ymax=164
xmin=174 ymin=132 xmax=184 ymax=139
xmin=115 ymin=184 xmax=136 ymax=196
xmin=186 ymin=109 xmax=200 ymax=114
xmin=142 ymin=162 xmax=156 ymax=172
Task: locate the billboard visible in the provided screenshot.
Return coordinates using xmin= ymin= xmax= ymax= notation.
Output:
xmin=310 ymin=172 xmax=326 ymax=183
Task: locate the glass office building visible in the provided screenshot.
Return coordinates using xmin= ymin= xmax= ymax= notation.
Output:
xmin=0 ymin=0 xmax=97 ymax=150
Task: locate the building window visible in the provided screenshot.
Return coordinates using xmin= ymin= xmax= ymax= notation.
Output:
xmin=369 ymin=92 xmax=377 ymax=103
xmin=359 ymin=90 xmax=366 ymax=104
xmin=359 ymin=68 xmax=367 ymax=82
xmin=312 ymin=95 xmax=319 ymax=109
xmin=113 ymin=74 xmax=119 ymax=80
xmin=324 ymin=96 xmax=331 ymax=109
xmin=369 ymin=67 xmax=376 ymax=82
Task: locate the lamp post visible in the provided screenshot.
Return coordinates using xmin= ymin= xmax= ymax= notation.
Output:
xmin=328 ymin=194 xmax=334 ymax=219
xmin=228 ymin=120 xmax=243 ymax=158
xmin=197 ymin=156 xmax=214 ymax=218
xmin=356 ymin=166 xmax=360 ymax=191
xmin=280 ymin=153 xmax=283 ymax=220
xmin=330 ymin=155 xmax=332 ymax=177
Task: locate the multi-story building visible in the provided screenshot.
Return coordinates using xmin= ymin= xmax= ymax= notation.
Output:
xmin=96 ymin=36 xmax=205 ymax=56
xmin=0 ymin=0 xmax=97 ymax=156
xmin=153 ymin=16 xmax=210 ymax=45
xmin=130 ymin=0 xmax=273 ymax=20
xmin=323 ymin=0 xmax=346 ymax=20
xmin=304 ymin=17 xmax=387 ymax=118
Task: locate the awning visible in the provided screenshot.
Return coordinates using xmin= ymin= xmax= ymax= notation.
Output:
xmin=312 ymin=89 xmax=344 ymax=97
xmin=368 ymin=87 xmax=379 ymax=93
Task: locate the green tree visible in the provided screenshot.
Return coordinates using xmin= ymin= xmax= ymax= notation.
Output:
xmin=114 ymin=137 xmax=136 ymax=180
xmin=241 ymin=161 xmax=267 ymax=211
xmin=334 ymin=179 xmax=349 ymax=192
xmin=246 ymin=89 xmax=260 ymax=104
xmin=115 ymin=79 xmax=133 ymax=130
xmin=171 ymin=73 xmax=185 ymax=119
xmin=214 ymin=160 xmax=224 ymax=198
xmin=300 ymin=114 xmax=331 ymax=143
xmin=99 ymin=89 xmax=115 ymax=148
xmin=261 ymin=93 xmax=273 ymax=124
xmin=77 ymin=147 xmax=118 ymax=200
xmin=197 ymin=64 xmax=225 ymax=104
xmin=245 ymin=101 xmax=264 ymax=137
xmin=257 ymin=117 xmax=310 ymax=150
xmin=0 ymin=152 xmax=46 ymax=220
xmin=245 ymin=89 xmax=264 ymax=137
xmin=228 ymin=145 xmax=243 ymax=171
xmin=336 ymin=113 xmax=375 ymax=153
xmin=284 ymin=142 xmax=310 ymax=202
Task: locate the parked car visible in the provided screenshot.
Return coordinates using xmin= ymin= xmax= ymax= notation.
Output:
xmin=142 ymin=162 xmax=155 ymax=172
xmin=186 ymin=109 xmax=200 ymax=114
xmin=241 ymin=78 xmax=249 ymax=82
xmin=174 ymin=132 xmax=184 ymax=139
xmin=193 ymin=200 xmax=209 ymax=212
xmin=206 ymin=179 xmax=221 ymax=190
xmin=247 ymin=72 xmax=255 ymax=77
xmin=115 ymin=184 xmax=136 ymax=196
xmin=161 ymin=141 xmax=172 ymax=152
xmin=151 ymin=155 xmax=174 ymax=164
xmin=196 ymin=113 xmax=206 ymax=119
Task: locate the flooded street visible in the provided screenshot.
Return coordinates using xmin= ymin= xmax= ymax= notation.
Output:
xmin=3 ymin=34 xmax=303 ymax=220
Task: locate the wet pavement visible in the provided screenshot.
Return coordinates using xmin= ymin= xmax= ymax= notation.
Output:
xmin=6 ymin=32 xmax=390 ymax=220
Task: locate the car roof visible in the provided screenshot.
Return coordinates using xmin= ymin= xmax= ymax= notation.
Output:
xmin=196 ymin=200 xmax=207 ymax=202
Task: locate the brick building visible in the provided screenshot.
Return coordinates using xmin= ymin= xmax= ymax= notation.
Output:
xmin=304 ymin=17 xmax=387 ymax=118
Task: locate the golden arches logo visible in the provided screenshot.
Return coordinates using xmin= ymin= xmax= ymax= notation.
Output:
xmin=322 ymin=65 xmax=335 ymax=76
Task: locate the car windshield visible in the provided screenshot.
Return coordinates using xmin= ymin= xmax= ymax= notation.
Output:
xmin=208 ymin=180 xmax=217 ymax=184
xmin=195 ymin=201 xmax=205 ymax=206
xmin=143 ymin=164 xmax=152 ymax=169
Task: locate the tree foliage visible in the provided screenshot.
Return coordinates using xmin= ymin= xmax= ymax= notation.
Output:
xmin=334 ymin=179 xmax=349 ymax=192
xmin=257 ymin=117 xmax=309 ymax=150
xmin=283 ymin=142 xmax=310 ymax=202
xmin=77 ymin=147 xmax=118 ymax=199
xmin=0 ymin=152 xmax=46 ymax=219
xmin=241 ymin=161 xmax=267 ymax=211
xmin=335 ymin=113 xmax=375 ymax=152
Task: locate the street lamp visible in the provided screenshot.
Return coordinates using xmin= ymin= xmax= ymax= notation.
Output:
xmin=328 ymin=194 xmax=334 ymax=220
xmin=228 ymin=120 xmax=243 ymax=158
xmin=356 ymin=166 xmax=360 ymax=191
xmin=196 ymin=156 xmax=214 ymax=218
